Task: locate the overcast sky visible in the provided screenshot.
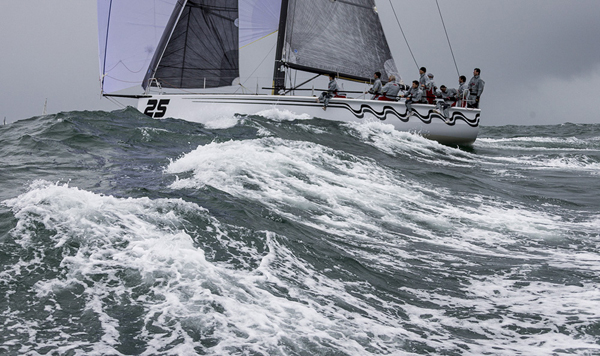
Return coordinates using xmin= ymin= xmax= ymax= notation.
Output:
xmin=1 ymin=0 xmax=600 ymax=126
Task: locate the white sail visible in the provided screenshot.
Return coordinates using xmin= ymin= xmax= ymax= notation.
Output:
xmin=239 ymin=0 xmax=282 ymax=48
xmin=97 ymin=0 xmax=178 ymax=94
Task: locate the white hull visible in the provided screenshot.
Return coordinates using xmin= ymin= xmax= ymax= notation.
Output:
xmin=137 ymin=94 xmax=481 ymax=145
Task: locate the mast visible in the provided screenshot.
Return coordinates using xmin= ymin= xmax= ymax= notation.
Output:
xmin=272 ymin=0 xmax=289 ymax=95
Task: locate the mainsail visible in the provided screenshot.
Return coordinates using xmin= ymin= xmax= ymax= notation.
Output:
xmin=281 ymin=0 xmax=397 ymax=82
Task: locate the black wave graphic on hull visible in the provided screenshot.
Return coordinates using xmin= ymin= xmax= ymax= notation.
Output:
xmin=330 ymin=102 xmax=480 ymax=127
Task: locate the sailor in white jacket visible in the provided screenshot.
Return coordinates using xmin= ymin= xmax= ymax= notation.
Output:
xmin=402 ymin=80 xmax=423 ymax=116
xmin=468 ymin=68 xmax=485 ymax=108
xmin=380 ymin=75 xmax=401 ymax=100
xmin=368 ymin=71 xmax=383 ymax=100
xmin=317 ymin=73 xmax=339 ymax=110
xmin=457 ymin=75 xmax=469 ymax=108
xmin=434 ymin=85 xmax=456 ymax=119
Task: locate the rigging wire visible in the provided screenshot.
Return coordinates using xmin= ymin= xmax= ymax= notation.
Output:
xmin=388 ymin=0 xmax=419 ymax=70
xmin=100 ymin=0 xmax=114 ymax=94
xmin=435 ymin=0 xmax=460 ymax=77
xmin=235 ymin=40 xmax=277 ymax=94
xmin=104 ymin=95 xmax=126 ymax=109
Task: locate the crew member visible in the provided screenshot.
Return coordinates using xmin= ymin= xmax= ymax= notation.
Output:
xmin=379 ymin=75 xmax=401 ymax=101
xmin=468 ymin=68 xmax=485 ymax=108
xmin=317 ymin=73 xmax=339 ymax=110
xmin=368 ymin=72 xmax=383 ymax=100
xmin=456 ymin=75 xmax=468 ymax=107
xmin=434 ymin=85 xmax=456 ymax=120
xmin=401 ymin=80 xmax=423 ymax=116
xmin=425 ymin=72 xmax=437 ymax=104
xmin=418 ymin=67 xmax=428 ymax=99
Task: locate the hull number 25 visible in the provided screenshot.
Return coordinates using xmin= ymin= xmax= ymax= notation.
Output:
xmin=144 ymin=99 xmax=170 ymax=118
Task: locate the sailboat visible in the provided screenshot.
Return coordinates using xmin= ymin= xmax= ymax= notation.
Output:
xmin=97 ymin=0 xmax=480 ymax=145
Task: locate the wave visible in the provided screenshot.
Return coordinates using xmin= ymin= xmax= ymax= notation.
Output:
xmin=2 ymin=110 xmax=600 ymax=354
xmin=0 ymin=181 xmax=420 ymax=354
xmin=164 ymin=136 xmax=598 ymax=251
xmin=477 ymin=136 xmax=600 ymax=152
xmin=4 ymin=176 xmax=599 ymax=354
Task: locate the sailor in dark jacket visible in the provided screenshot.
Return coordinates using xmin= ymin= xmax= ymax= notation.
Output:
xmin=468 ymin=68 xmax=485 ymax=108
xmin=317 ymin=73 xmax=339 ymax=110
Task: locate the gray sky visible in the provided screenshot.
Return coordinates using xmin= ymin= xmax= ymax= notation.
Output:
xmin=1 ymin=0 xmax=600 ymax=126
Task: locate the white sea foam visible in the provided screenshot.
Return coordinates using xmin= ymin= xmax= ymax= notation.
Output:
xmin=254 ymin=108 xmax=313 ymax=122
xmin=239 ymin=108 xmax=320 ymax=137
xmin=164 ymin=136 xmax=600 ymax=356
xmin=477 ymin=136 xmax=600 ymax=153
xmin=138 ymin=127 xmax=172 ymax=142
xmin=342 ymin=120 xmax=439 ymax=155
xmin=165 ymin=137 xmax=596 ymax=259
xmin=480 ymin=136 xmax=587 ymax=144
xmin=401 ymin=275 xmax=600 ymax=355
xmin=344 ymin=122 xmax=600 ymax=174
xmin=166 ymin=137 xmax=431 ymax=245
xmin=296 ymin=123 xmax=328 ymax=134
xmin=471 ymin=137 xmax=600 ymax=175
xmin=255 ymin=126 xmax=273 ymax=137
xmin=3 ymin=181 xmax=421 ymax=354
xmin=484 ymin=153 xmax=600 ymax=174
xmin=203 ymin=115 xmax=241 ymax=129
xmin=341 ymin=120 xmax=478 ymax=168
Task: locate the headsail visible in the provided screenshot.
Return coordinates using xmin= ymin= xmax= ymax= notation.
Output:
xmin=239 ymin=0 xmax=282 ymax=48
xmin=97 ymin=0 xmax=178 ymax=94
xmin=281 ymin=0 xmax=397 ymax=82
xmin=144 ymin=0 xmax=239 ymax=90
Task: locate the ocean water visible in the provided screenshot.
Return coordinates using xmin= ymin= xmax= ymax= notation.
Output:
xmin=0 ymin=108 xmax=599 ymax=356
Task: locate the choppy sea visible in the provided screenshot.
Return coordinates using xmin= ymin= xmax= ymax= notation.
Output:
xmin=0 ymin=108 xmax=599 ymax=355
